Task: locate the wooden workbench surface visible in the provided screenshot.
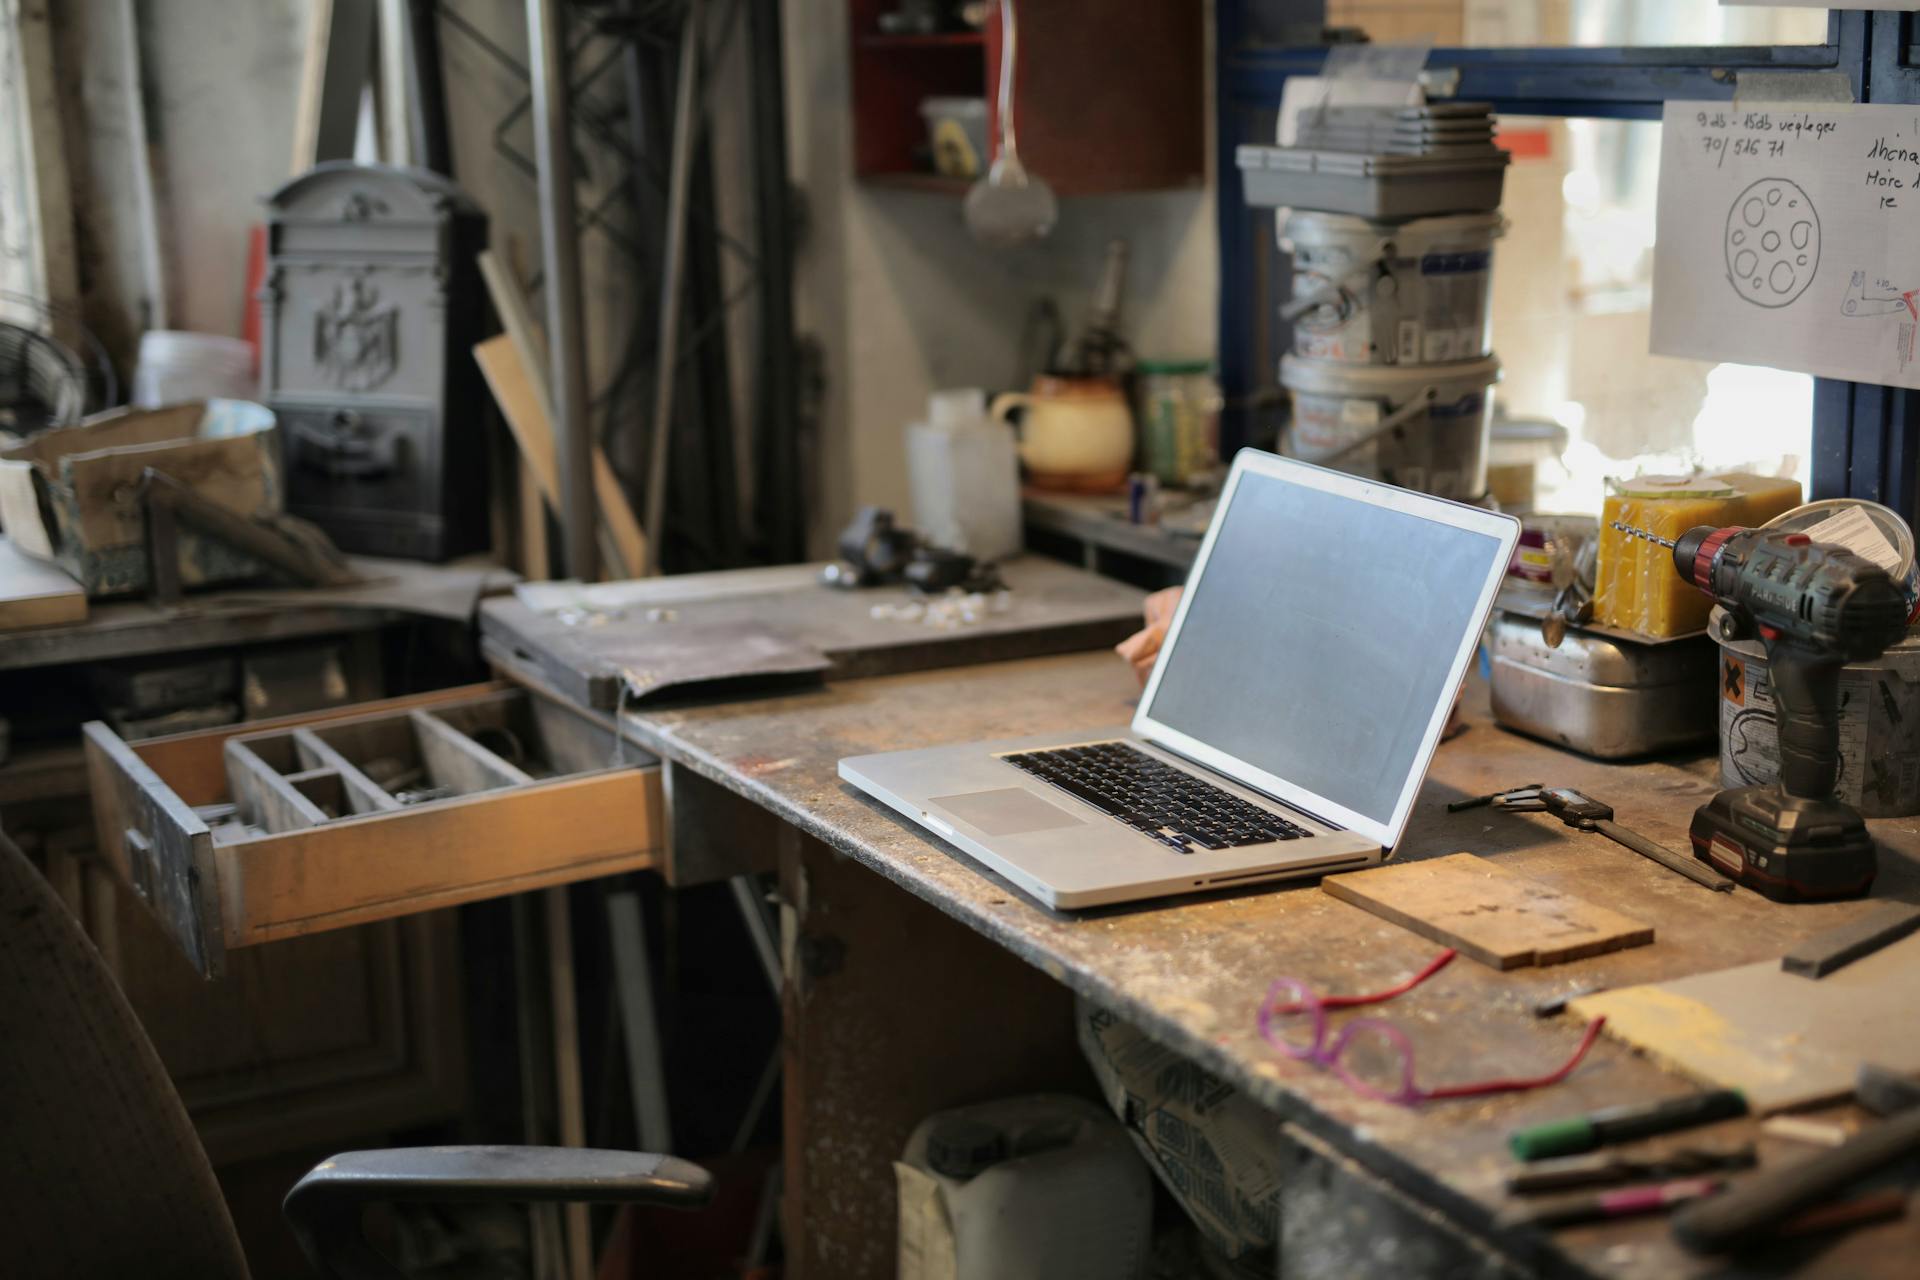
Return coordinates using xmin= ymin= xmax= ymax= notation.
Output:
xmin=619 ymin=650 xmax=1920 ymax=1278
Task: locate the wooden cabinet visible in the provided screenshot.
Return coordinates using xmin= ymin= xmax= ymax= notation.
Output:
xmin=111 ymin=899 xmax=465 ymax=1167
xmin=850 ymin=0 xmax=1204 ymax=195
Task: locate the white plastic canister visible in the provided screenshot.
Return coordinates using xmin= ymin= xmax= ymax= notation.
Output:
xmin=1283 ymin=210 xmax=1504 ymax=365
xmin=1279 ymin=353 xmax=1500 ymax=501
xmin=906 ymin=388 xmax=1022 ymax=560
xmin=895 ymin=1094 xmax=1151 ymax=1280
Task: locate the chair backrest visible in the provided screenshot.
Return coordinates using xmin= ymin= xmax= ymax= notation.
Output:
xmin=0 ymin=829 xmax=250 ymax=1280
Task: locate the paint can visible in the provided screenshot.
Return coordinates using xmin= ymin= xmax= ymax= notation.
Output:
xmin=1715 ymin=607 xmax=1920 ymax=818
xmin=1278 ymin=353 xmax=1499 ymax=501
xmin=1282 ymin=210 xmax=1504 ymax=364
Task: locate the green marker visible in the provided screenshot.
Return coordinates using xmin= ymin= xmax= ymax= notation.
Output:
xmin=1510 ymin=1090 xmax=1748 ymax=1162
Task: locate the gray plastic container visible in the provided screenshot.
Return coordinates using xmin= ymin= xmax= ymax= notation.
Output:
xmin=1279 ymin=353 xmax=1499 ymax=500
xmin=1237 ymin=145 xmax=1510 ymax=218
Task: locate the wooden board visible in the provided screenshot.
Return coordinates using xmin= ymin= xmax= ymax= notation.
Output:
xmin=0 ymin=536 xmax=86 ymax=630
xmin=473 ymin=259 xmax=648 ymax=579
xmin=1571 ymin=930 xmax=1920 ymax=1114
xmin=475 ymin=333 xmax=647 ymax=580
xmin=1321 ymin=852 xmax=1655 ymax=970
xmin=479 ymin=556 xmax=1148 ymax=710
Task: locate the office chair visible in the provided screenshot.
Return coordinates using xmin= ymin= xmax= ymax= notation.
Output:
xmin=0 ymin=829 xmax=711 ymax=1279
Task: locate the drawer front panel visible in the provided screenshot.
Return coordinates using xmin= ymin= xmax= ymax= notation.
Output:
xmin=84 ymin=722 xmax=223 ymax=976
xmin=219 ymin=767 xmax=661 ymax=945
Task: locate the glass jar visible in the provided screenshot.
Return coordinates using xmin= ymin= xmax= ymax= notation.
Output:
xmin=1135 ymin=359 xmax=1220 ymax=487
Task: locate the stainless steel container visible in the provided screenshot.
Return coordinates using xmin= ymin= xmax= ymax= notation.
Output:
xmin=1489 ymin=610 xmax=1718 ymax=759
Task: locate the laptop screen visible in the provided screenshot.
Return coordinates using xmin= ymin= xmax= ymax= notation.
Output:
xmin=1137 ymin=455 xmax=1515 ymax=844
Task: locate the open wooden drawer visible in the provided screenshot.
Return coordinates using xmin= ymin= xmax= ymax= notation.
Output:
xmin=84 ymin=683 xmax=661 ymax=978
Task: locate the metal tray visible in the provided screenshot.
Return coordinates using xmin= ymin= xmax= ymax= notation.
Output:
xmin=1237 ymin=145 xmax=1509 ymax=218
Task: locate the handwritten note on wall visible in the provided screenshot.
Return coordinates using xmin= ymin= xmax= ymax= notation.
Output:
xmin=1651 ymin=102 xmax=1920 ymax=389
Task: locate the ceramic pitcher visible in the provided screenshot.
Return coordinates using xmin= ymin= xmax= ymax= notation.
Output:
xmin=989 ymin=374 xmax=1135 ymax=492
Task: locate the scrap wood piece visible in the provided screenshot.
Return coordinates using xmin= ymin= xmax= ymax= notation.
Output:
xmin=474 ymin=253 xmax=647 ymax=579
xmin=473 ymin=334 xmax=645 ymax=580
xmin=1782 ymin=902 xmax=1920 ymax=979
xmin=1570 ymin=930 xmax=1920 ymax=1114
xmin=1321 ymin=852 xmax=1655 ymax=970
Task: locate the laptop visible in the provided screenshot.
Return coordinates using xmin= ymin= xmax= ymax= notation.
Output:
xmin=839 ymin=450 xmax=1520 ymax=909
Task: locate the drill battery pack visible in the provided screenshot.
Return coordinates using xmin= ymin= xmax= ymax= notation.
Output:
xmin=1689 ymin=786 xmax=1878 ymax=902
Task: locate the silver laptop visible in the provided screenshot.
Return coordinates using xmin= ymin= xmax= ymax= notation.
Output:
xmin=839 ymin=450 xmax=1520 ymax=909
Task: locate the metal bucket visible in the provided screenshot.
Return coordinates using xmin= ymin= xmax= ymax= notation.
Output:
xmin=1278 ymin=353 xmax=1499 ymax=501
xmin=1282 ymin=210 xmax=1504 ymax=364
xmin=1715 ymin=606 xmax=1920 ymax=817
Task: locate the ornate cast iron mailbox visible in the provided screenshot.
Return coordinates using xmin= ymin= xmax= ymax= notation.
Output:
xmin=261 ymin=163 xmax=490 ymax=560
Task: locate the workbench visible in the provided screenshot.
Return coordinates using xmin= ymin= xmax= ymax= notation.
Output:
xmin=592 ymin=649 xmax=1920 ymax=1279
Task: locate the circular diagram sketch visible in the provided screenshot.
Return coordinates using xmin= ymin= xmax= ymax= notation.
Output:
xmin=1724 ymin=178 xmax=1820 ymax=308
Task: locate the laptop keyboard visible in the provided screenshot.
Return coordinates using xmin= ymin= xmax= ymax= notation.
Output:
xmin=1001 ymin=742 xmax=1314 ymax=854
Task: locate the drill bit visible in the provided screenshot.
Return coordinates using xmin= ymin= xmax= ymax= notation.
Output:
xmin=1610 ymin=521 xmax=1676 ymax=548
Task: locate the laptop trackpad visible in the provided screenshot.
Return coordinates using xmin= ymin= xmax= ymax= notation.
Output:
xmin=930 ymin=788 xmax=1086 ymax=837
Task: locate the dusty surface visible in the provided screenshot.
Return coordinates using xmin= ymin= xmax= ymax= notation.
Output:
xmin=620 ymin=651 xmax=1920 ymax=1278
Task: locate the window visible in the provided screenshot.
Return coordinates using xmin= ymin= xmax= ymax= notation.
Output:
xmin=1218 ymin=7 xmax=1920 ymax=521
xmin=1494 ymin=115 xmax=1811 ymax=514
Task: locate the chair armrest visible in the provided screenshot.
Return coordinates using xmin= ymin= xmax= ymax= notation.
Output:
xmin=284 ymin=1146 xmax=711 ymax=1280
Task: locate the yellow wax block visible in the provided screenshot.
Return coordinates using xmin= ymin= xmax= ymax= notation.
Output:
xmin=1594 ymin=474 xmax=1803 ymax=638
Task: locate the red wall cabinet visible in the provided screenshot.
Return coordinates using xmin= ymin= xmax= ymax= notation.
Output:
xmin=850 ymin=0 xmax=1204 ymax=196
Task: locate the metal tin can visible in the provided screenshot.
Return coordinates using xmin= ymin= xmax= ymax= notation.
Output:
xmin=1715 ymin=607 xmax=1920 ymax=818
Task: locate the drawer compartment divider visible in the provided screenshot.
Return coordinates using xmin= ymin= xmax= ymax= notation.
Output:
xmin=226 ymin=739 xmax=332 ymax=832
xmin=291 ymin=727 xmax=406 ymax=814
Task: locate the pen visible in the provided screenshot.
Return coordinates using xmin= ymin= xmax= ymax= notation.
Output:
xmin=1505 ymin=1144 xmax=1756 ymax=1195
xmin=1504 ymin=1177 xmax=1724 ymax=1230
xmin=1510 ymin=1089 xmax=1748 ymax=1161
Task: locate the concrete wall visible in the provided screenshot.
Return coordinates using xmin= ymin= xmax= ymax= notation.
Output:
xmin=785 ymin=0 xmax=1218 ymax=551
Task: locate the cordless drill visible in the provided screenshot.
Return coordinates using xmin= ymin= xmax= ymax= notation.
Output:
xmin=1670 ymin=525 xmax=1910 ymax=901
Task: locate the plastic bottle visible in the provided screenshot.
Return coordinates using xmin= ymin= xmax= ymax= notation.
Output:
xmin=906 ymin=388 xmax=1022 ymax=560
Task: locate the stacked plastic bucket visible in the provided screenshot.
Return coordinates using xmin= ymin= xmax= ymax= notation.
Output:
xmin=1278 ymin=208 xmax=1504 ymax=502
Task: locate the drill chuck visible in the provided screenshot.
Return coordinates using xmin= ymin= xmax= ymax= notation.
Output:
xmin=1672 ymin=525 xmax=1908 ymax=659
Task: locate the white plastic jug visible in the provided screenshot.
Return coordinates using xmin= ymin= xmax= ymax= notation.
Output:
xmin=895 ymin=1094 xmax=1152 ymax=1280
xmin=907 ymin=388 xmax=1022 ymax=561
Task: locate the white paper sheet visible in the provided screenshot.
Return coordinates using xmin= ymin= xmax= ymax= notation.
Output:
xmin=1651 ymin=101 xmax=1920 ymax=387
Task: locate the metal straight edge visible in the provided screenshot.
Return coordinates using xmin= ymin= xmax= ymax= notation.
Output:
xmin=527 ymin=0 xmax=598 ymax=580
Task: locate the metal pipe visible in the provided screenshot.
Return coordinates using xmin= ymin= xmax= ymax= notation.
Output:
xmin=527 ymin=0 xmax=597 ymax=580
xmin=643 ymin=2 xmax=703 ymax=577
xmin=746 ymin=0 xmax=803 ymax=562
